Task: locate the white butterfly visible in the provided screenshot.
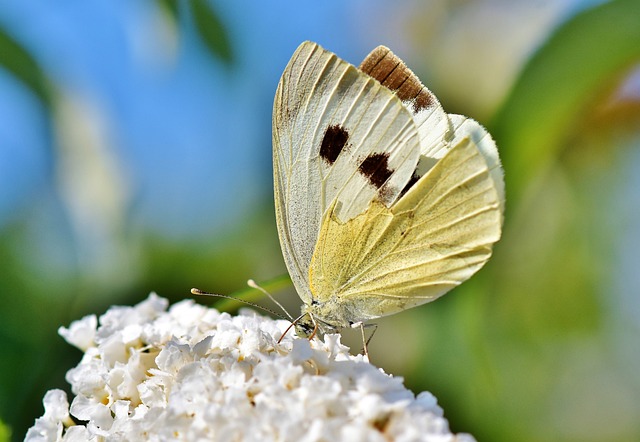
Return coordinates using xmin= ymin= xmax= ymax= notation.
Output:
xmin=273 ymin=41 xmax=504 ymax=348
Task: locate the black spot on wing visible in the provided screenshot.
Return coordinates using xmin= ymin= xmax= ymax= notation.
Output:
xmin=358 ymin=153 xmax=393 ymax=189
xmin=320 ymin=124 xmax=349 ymax=165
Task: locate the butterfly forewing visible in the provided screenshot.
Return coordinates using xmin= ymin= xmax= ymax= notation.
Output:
xmin=274 ymin=41 xmax=425 ymax=303
xmin=359 ymin=46 xmax=453 ymax=182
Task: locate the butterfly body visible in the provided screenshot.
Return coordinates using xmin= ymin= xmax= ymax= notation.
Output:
xmin=273 ymin=42 xmax=504 ymax=340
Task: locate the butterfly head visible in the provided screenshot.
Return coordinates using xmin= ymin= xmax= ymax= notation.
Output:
xmin=295 ymin=301 xmax=346 ymax=339
xmin=293 ymin=313 xmax=317 ymax=339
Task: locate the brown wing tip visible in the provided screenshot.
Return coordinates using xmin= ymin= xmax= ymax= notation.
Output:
xmin=359 ymin=45 xmax=435 ymax=114
xmin=359 ymin=46 xmax=392 ymax=74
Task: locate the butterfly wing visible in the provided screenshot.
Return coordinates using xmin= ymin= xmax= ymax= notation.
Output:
xmin=273 ymin=41 xmax=427 ymax=303
xmin=308 ymin=135 xmax=503 ymax=325
xmin=448 ymin=114 xmax=505 ymax=211
xmin=359 ymin=46 xmax=454 ymax=190
xmin=274 ymin=41 xmax=504 ymax=328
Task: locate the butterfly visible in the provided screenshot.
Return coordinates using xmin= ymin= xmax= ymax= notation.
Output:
xmin=272 ymin=41 xmax=505 ymax=350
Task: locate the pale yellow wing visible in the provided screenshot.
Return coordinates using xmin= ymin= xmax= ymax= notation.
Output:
xmin=308 ymin=136 xmax=502 ymax=325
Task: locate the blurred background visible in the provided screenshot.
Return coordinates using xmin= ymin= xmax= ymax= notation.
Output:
xmin=1 ymin=0 xmax=639 ymax=440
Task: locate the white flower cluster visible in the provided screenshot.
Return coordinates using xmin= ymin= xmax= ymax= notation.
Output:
xmin=26 ymin=293 xmax=475 ymax=442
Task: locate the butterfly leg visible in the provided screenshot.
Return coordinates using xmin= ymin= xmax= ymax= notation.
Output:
xmin=353 ymin=322 xmax=378 ymax=358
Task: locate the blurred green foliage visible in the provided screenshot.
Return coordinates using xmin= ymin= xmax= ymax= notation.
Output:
xmin=493 ymin=0 xmax=640 ymax=200
xmin=398 ymin=1 xmax=640 ymax=441
xmin=156 ymin=0 xmax=234 ymax=64
xmin=190 ymin=0 xmax=234 ymax=64
xmin=1 ymin=1 xmax=639 ymax=441
xmin=0 ymin=420 xmax=10 ymax=442
xmin=0 ymin=27 xmax=52 ymax=108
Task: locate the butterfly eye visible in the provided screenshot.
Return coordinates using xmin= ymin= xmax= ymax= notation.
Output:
xmin=294 ymin=316 xmax=316 ymax=339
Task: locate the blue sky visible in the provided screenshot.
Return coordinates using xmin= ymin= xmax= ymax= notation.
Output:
xmin=0 ymin=0 xmax=402 ymax=237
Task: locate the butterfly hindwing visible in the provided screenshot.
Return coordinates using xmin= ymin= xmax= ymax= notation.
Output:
xmin=448 ymin=114 xmax=505 ymax=211
xmin=308 ymin=136 xmax=502 ymax=324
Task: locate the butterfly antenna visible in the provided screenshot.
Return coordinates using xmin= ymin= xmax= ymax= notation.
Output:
xmin=247 ymin=279 xmax=294 ymax=321
xmin=191 ymin=288 xmax=285 ymax=320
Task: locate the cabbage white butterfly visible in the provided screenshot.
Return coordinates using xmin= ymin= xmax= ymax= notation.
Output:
xmin=273 ymin=41 xmax=504 ymax=349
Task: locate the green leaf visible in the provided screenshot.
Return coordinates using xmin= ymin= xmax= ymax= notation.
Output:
xmin=190 ymin=0 xmax=233 ymax=65
xmin=490 ymin=0 xmax=640 ymax=200
xmin=0 ymin=27 xmax=52 ymax=107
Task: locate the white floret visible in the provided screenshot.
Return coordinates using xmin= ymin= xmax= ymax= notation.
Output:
xmin=26 ymin=293 xmax=475 ymax=441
